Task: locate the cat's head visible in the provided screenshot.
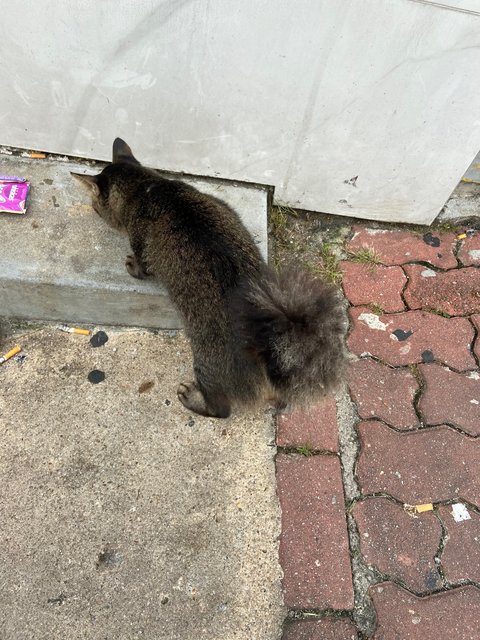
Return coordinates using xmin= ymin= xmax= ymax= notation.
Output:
xmin=71 ymin=138 xmax=141 ymax=230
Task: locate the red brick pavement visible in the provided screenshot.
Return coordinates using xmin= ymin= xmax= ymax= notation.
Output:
xmin=348 ymin=307 xmax=476 ymax=370
xmin=356 ymin=421 xmax=480 ymax=504
xmin=347 ymin=359 xmax=418 ymax=429
xmin=276 ymin=226 xmax=480 ymax=639
xmin=370 ymin=582 xmax=480 ymax=639
xmin=276 ymin=454 xmax=354 ymax=610
xmin=418 ymin=364 xmax=480 ymax=435
xmin=458 ymin=233 xmax=480 ymax=266
xmin=282 ymin=618 xmax=357 ymax=640
xmin=438 ymin=504 xmax=480 ymax=585
xmin=347 ymin=226 xmax=457 ymax=269
xmin=340 ymin=262 xmax=406 ymax=312
xmin=277 ymin=398 xmax=339 ymax=452
xmin=353 ymin=497 xmax=442 ymax=593
xmin=403 ymin=265 xmax=480 ymax=315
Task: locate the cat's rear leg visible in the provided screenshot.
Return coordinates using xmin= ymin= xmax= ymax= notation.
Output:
xmin=125 ymin=235 xmax=152 ymax=279
xmin=126 ymin=253 xmax=150 ymax=279
xmin=126 ymin=254 xmax=145 ymax=279
xmin=177 ymin=381 xmax=231 ymax=419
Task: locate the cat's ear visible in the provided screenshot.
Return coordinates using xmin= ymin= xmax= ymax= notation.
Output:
xmin=112 ymin=138 xmax=140 ymax=165
xmin=71 ymin=172 xmax=100 ymax=196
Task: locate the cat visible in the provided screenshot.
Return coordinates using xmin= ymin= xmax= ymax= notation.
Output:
xmin=72 ymin=138 xmax=346 ymax=418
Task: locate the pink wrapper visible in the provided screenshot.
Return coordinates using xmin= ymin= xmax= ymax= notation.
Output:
xmin=0 ymin=176 xmax=30 ymax=214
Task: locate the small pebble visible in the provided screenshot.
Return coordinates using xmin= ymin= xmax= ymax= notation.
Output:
xmin=422 ymin=232 xmax=440 ymax=247
xmin=421 ymin=350 xmax=435 ymax=363
xmin=392 ymin=329 xmax=413 ymax=342
xmin=88 ymin=369 xmax=105 ymax=384
xmin=138 ymin=380 xmax=155 ymax=394
xmin=90 ymin=331 xmax=109 ymax=348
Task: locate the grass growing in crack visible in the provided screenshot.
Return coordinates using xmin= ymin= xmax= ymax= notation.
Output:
xmin=305 ymin=244 xmax=343 ymax=286
xmin=269 ymin=207 xmax=288 ymax=239
xmin=349 ymin=247 xmax=382 ymax=266
xmin=274 ymin=200 xmax=298 ymax=218
xmin=272 ymin=253 xmax=283 ymax=272
xmin=427 ymin=308 xmax=451 ymax=319
xmin=369 ymin=303 xmax=384 ymax=316
xmin=435 ymin=222 xmax=461 ymax=233
xmin=295 ymin=444 xmax=315 ymax=457
xmin=407 ymin=224 xmax=431 ymax=236
xmin=269 ymin=201 xmax=298 ymax=243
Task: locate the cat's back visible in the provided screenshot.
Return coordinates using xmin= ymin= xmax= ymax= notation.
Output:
xmin=123 ymin=170 xmax=263 ymax=308
xmin=144 ymin=174 xmax=257 ymax=252
xmin=135 ymin=172 xmax=261 ymax=269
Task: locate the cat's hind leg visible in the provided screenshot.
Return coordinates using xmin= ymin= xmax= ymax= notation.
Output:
xmin=125 ymin=233 xmax=152 ymax=279
xmin=177 ymin=379 xmax=231 ymax=419
xmin=125 ymin=253 xmax=149 ymax=279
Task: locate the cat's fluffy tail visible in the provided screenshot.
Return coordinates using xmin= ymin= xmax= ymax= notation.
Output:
xmin=234 ymin=269 xmax=347 ymax=406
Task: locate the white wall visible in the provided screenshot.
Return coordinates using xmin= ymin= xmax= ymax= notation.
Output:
xmin=2 ymin=0 xmax=480 ymax=224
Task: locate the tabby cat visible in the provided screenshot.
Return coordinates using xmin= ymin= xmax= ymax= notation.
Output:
xmin=73 ymin=139 xmax=346 ymax=418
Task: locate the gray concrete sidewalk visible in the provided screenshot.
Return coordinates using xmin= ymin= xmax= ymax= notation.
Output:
xmin=0 ymin=324 xmax=284 ymax=639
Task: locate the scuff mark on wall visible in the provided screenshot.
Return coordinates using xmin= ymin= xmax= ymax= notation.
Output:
xmin=177 ymin=134 xmax=232 ymax=144
xmin=97 ymin=70 xmax=157 ymax=90
xmin=51 ymin=81 xmax=69 ymax=109
xmin=14 ymin=76 xmax=32 ymax=107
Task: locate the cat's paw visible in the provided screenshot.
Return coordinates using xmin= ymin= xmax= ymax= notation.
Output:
xmin=177 ymin=381 xmax=231 ymax=418
xmin=125 ymin=254 xmax=146 ymax=279
xmin=177 ymin=382 xmax=210 ymax=416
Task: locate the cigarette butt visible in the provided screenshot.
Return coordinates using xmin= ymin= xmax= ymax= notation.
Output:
xmin=56 ymin=325 xmax=91 ymax=336
xmin=30 ymin=152 xmax=46 ymax=159
xmin=72 ymin=327 xmax=91 ymax=335
xmin=457 ymin=233 xmax=467 ymax=240
xmin=0 ymin=345 xmax=22 ymax=364
xmin=404 ymin=502 xmax=434 ymax=516
xmin=415 ymin=503 xmax=434 ymax=513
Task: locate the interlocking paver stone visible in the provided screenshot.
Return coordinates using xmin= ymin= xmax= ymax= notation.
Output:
xmin=348 ymin=359 xmax=418 ymax=429
xmin=418 ymin=364 xmax=480 ymax=435
xmin=439 ymin=504 xmax=480 ymax=584
xmin=347 ymin=227 xmax=457 ymax=269
xmin=276 ymin=222 xmax=480 ymax=632
xmin=458 ymin=234 xmax=480 ymax=266
xmin=356 ymin=421 xmax=480 ymax=504
xmin=347 ymin=307 xmax=475 ymax=370
xmin=276 ymin=454 xmax=354 ymax=609
xmin=340 ymin=262 xmax=406 ymax=312
xmin=282 ymin=618 xmax=358 ymax=640
xmin=370 ymin=582 xmax=480 ymax=639
xmin=353 ymin=497 xmax=442 ymax=593
xmin=403 ymin=265 xmax=480 ymax=316
xmin=277 ymin=398 xmax=338 ymax=452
